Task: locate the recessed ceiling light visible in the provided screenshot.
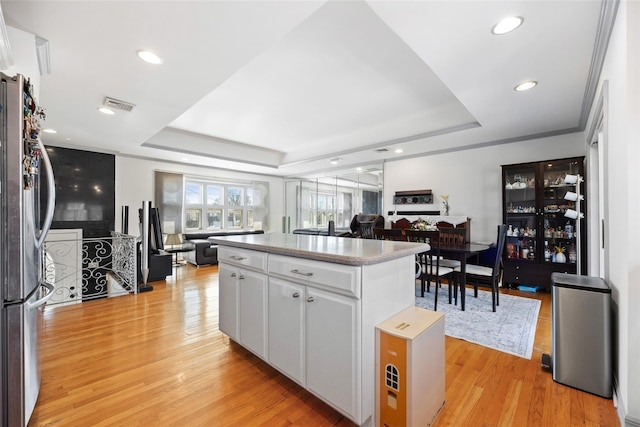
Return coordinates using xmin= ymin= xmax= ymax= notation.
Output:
xmin=394 ymin=148 xmax=403 ymax=154
xmin=98 ymin=107 xmax=115 ymax=115
xmin=492 ymin=16 xmax=524 ymax=35
xmin=329 ymin=157 xmax=342 ymax=165
xmin=514 ymin=80 xmax=538 ymax=91
xmin=42 ymin=128 xmax=57 ymax=134
xmin=137 ymin=50 xmax=163 ymax=65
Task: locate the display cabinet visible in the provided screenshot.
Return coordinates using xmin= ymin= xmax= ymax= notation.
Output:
xmin=502 ymin=157 xmax=585 ymax=290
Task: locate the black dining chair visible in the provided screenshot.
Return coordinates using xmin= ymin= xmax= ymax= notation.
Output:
xmin=337 ymin=214 xmax=384 ymax=238
xmin=405 ymin=229 xmax=454 ymax=311
xmin=373 ymin=228 xmax=404 ymax=241
xmin=453 ymin=224 xmax=507 ymax=312
xmin=358 ymin=221 xmax=376 ymax=239
xmin=438 ymin=227 xmax=467 ymax=269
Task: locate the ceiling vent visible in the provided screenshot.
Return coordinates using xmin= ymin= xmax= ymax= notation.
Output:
xmin=375 ymin=148 xmax=389 ymax=153
xmin=103 ymin=96 xmax=136 ymax=112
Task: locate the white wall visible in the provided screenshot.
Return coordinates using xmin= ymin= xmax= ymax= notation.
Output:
xmin=590 ymin=1 xmax=640 ymax=423
xmin=384 ymin=132 xmax=586 ymax=243
xmin=115 ymin=156 xmax=284 ymax=237
xmin=2 ymin=26 xmax=40 ymax=97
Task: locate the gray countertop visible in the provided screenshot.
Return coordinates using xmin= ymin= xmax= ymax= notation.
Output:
xmin=210 ymin=232 xmax=429 ymax=266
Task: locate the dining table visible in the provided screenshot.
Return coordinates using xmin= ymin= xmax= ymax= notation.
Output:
xmin=439 ymin=242 xmax=490 ymax=311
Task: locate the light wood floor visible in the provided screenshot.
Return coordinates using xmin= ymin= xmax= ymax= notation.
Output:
xmin=30 ymin=264 xmax=619 ymax=426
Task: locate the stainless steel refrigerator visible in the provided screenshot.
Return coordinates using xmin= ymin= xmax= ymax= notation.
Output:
xmin=1 ymin=73 xmax=56 ymax=426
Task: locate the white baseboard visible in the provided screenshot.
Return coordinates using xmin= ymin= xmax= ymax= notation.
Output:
xmin=612 ymin=374 xmax=640 ymax=427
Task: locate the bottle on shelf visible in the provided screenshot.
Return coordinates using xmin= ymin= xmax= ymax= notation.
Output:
xmin=565 ymin=221 xmax=574 ymax=239
xmin=544 ymin=241 xmax=551 ymax=261
xmin=569 ymin=243 xmax=577 ymax=263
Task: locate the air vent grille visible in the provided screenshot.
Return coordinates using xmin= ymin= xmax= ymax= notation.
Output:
xmin=103 ymin=97 xmax=136 ymax=112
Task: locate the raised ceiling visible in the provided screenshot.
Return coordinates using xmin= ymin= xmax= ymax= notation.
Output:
xmin=2 ymin=1 xmax=608 ymax=178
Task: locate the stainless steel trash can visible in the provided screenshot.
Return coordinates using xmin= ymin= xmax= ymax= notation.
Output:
xmin=551 ymin=273 xmax=612 ymax=398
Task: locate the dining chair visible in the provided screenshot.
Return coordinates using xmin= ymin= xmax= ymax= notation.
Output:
xmin=391 ymin=218 xmax=412 ymax=230
xmin=373 ymin=228 xmax=404 ymax=241
xmin=438 ymin=227 xmax=467 ymax=269
xmin=358 ymin=221 xmax=376 ymax=239
xmin=405 ymin=229 xmax=454 ymax=311
xmin=338 ymin=214 xmax=384 ymax=238
xmin=453 ymin=224 xmax=507 ymax=312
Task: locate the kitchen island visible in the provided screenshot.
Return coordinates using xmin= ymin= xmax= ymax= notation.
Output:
xmin=211 ymin=233 xmax=428 ymax=426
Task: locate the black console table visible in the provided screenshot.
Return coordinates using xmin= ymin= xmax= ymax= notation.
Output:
xmin=136 ymin=243 xmax=172 ymax=283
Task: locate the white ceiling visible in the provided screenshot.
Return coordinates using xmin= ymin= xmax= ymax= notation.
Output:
xmin=1 ymin=1 xmax=607 ymax=178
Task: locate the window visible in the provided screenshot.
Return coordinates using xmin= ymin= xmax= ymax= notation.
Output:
xmin=207 ymin=185 xmax=222 ymax=205
xmin=184 ymin=179 xmax=268 ymax=231
xmin=227 ymin=186 xmax=243 ymax=205
xmin=185 ymin=183 xmax=203 ymax=205
xmin=207 ymin=208 xmax=222 ymax=229
xmin=305 ymin=190 xmax=349 ymax=228
xmin=385 ymin=364 xmax=399 ymax=391
xmin=185 ymin=209 xmax=202 ymax=229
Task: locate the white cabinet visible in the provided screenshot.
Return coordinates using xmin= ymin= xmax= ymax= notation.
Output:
xmin=268 ymin=277 xmax=359 ymax=420
xmin=268 ymin=254 xmax=361 ymax=421
xmin=268 ymin=278 xmax=305 ymax=385
xmin=218 ymin=247 xmax=268 ymax=359
xmin=238 ymin=269 xmax=268 ymax=358
xmin=306 ymin=286 xmax=359 ymax=419
xmin=218 ymin=263 xmax=239 ymax=341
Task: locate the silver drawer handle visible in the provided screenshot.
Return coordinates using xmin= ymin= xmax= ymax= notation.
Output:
xmin=230 ymin=272 xmax=237 ymax=278
xmin=229 ymin=255 xmax=247 ymax=261
xmin=292 ymin=292 xmax=300 ymax=298
xmin=238 ymin=274 xmax=244 ymax=280
xmin=291 ymin=269 xmax=313 ymax=277
xmin=306 ymin=296 xmax=315 ymax=303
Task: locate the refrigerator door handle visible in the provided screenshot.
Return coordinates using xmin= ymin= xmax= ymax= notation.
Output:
xmin=36 ymin=141 xmax=56 ymax=249
xmin=27 ymin=281 xmax=55 ymax=309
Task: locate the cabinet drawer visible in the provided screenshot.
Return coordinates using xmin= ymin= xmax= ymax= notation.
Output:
xmin=218 ymin=247 xmax=267 ymax=273
xmin=268 ymin=254 xmax=360 ymax=298
xmin=503 ymin=263 xmax=548 ymax=288
xmin=504 ymin=271 xmax=542 ymax=286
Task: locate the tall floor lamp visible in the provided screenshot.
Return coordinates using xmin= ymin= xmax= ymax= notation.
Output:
xmin=563 ymin=174 xmax=584 ymax=275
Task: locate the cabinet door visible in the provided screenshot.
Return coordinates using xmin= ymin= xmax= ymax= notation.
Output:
xmin=268 ymin=278 xmax=305 ymax=385
xmin=306 ymin=287 xmax=359 ymax=420
xmin=218 ymin=263 xmax=239 ymax=341
xmin=239 ymin=269 xmax=268 ymax=359
xmin=503 ymin=163 xmax=539 ymax=263
xmin=542 ymin=159 xmax=583 ymax=271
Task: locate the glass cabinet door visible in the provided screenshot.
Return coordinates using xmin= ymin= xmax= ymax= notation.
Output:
xmin=542 ymin=159 xmax=582 ymax=266
xmin=504 ymin=165 xmax=538 ymax=262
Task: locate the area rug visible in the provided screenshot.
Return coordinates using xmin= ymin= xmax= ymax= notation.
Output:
xmin=415 ymin=287 xmax=541 ymax=359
